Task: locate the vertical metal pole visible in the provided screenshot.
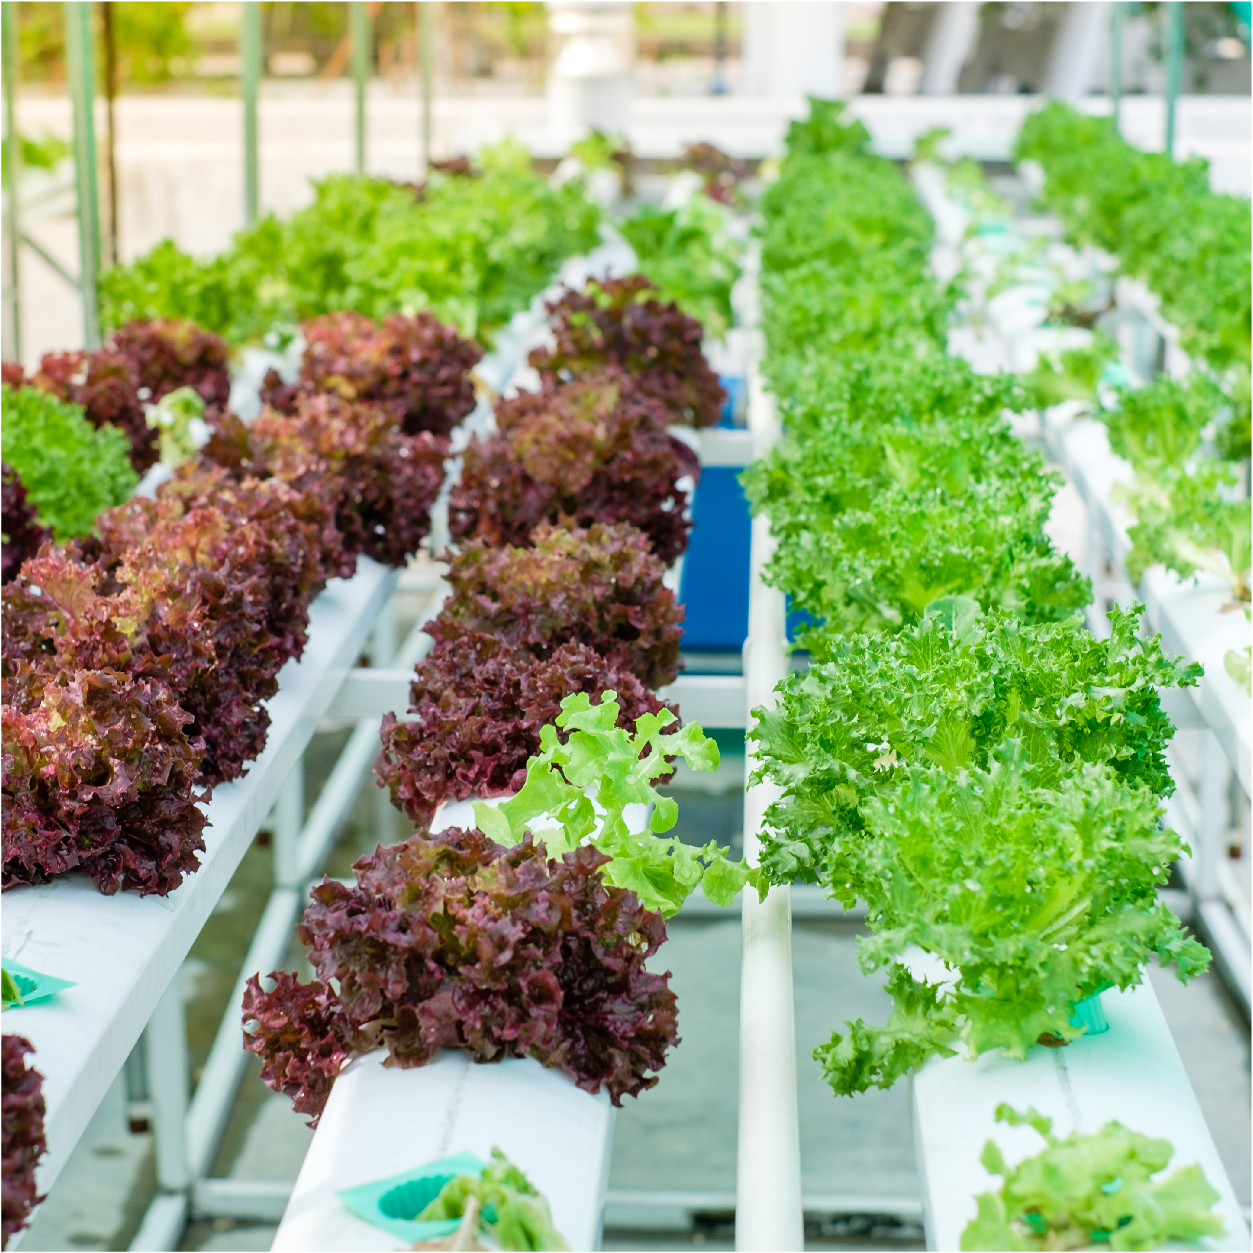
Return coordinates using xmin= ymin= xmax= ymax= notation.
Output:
xmin=274 ymin=764 xmax=304 ymax=890
xmin=1164 ymin=1 xmax=1183 ymax=158
xmin=370 ymin=596 xmax=399 ymax=845
xmin=420 ymin=1 xmax=434 ymax=176
xmin=1109 ymin=2 xmax=1123 ymax=133
xmin=2 ymin=1 xmax=22 ymax=361
xmin=712 ymin=1 xmax=728 ymax=94
xmin=64 ymin=0 xmax=101 ymax=348
xmin=100 ymin=0 xmax=118 ymax=266
xmin=1196 ymin=733 xmax=1230 ymax=904
xmin=736 ymin=351 xmax=804 ymax=1253
xmin=145 ymin=979 xmax=192 ymax=1192
xmin=241 ymin=0 xmax=261 ymax=226
xmin=351 ymin=1 xmax=370 ymax=176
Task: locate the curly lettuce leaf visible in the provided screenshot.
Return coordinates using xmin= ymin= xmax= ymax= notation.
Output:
xmin=476 ymin=690 xmax=752 ymax=916
xmin=962 ymin=1104 xmax=1224 ymax=1251
xmin=1 ymin=384 xmax=137 ymax=540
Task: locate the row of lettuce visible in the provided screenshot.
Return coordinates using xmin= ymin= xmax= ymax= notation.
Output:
xmin=742 ymin=100 xmax=1223 ymax=1251
xmin=239 ymin=276 xmax=754 ymax=1132
xmin=1018 ymin=102 xmax=1250 ymax=616
xmin=0 ymin=147 xmax=749 ymax=1249
xmin=96 ymin=139 xmax=744 ymax=347
xmin=0 ymin=309 xmax=467 ymax=1244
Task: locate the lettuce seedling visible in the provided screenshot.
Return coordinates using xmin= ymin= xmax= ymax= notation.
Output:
xmin=432 ymin=523 xmax=685 ymax=690
xmin=262 ymin=310 xmax=481 ymax=438
xmin=1122 ymin=462 xmax=1251 ymax=604
xmin=474 ymin=691 xmax=753 ymax=917
xmin=244 ymin=826 xmax=679 ymax=1122
xmin=751 ymin=602 xmax=1200 ymax=891
xmin=450 ymin=370 xmax=699 ymax=565
xmin=417 ymin=1147 xmax=568 ymax=1252
xmin=376 ymin=633 xmax=676 ymax=826
xmin=812 ymin=752 xmax=1208 ymax=1093
xmin=962 ymin=1105 xmax=1223 ymax=1251
xmin=530 ymin=276 xmax=726 ymax=428
xmin=619 ymin=196 xmax=743 ymax=340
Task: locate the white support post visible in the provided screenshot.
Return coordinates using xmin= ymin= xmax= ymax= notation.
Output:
xmin=742 ymin=1 xmax=844 ymax=99
xmin=370 ymin=595 xmax=399 ymax=846
xmin=735 ymin=354 xmax=804 ymax=1252
xmin=131 ymin=980 xmax=194 ymax=1250
xmin=919 ymin=2 xmax=980 ymax=95
xmin=1045 ymin=2 xmax=1112 ymax=100
xmin=273 ymin=761 xmax=304 ymax=891
xmin=1196 ymin=733 xmax=1231 ymax=905
xmin=1084 ymin=513 xmax=1110 ymax=640
xmin=185 ymin=888 xmax=303 ymax=1180
xmin=146 ymin=980 xmax=191 ymax=1192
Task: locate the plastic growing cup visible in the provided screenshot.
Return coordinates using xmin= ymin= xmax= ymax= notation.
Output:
xmin=1068 ymin=991 xmax=1109 ymax=1036
xmin=378 ymin=1175 xmax=457 ymax=1222
xmin=337 ymin=1150 xmax=487 ymax=1243
xmin=1 ymin=958 xmax=76 ymax=1009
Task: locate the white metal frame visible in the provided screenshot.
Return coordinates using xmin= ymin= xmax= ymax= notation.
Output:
xmin=734 ymin=335 xmax=805 ymax=1251
xmin=2 ymin=556 xmax=397 ymax=1244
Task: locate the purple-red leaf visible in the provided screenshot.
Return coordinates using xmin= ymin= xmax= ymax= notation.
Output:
xmin=261 ymin=310 xmax=482 ymax=437
xmin=530 ymin=276 xmax=725 ymax=428
xmin=376 ymin=632 xmax=678 ymax=825
xmin=243 ymin=828 xmax=679 ymax=1124
xmin=449 ymin=369 xmax=699 ymax=565
xmin=2 ymin=1035 xmax=46 ymax=1250
xmin=432 ymin=522 xmax=684 ymax=689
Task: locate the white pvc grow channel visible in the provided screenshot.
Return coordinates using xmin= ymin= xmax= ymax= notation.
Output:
xmin=263 ymin=275 xmax=798 ymax=1253
xmin=2 ymin=555 xmax=397 ymax=1220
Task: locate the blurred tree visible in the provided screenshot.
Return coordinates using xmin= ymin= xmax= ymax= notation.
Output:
xmin=485 ymin=2 xmax=545 ymax=59
xmin=16 ymin=1 xmax=190 ymax=86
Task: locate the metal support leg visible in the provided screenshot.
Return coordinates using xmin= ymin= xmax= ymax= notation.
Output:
xmin=351 ymin=1 xmax=370 ymax=176
xmin=122 ymin=1037 xmax=153 ymax=1133
xmin=1196 ymin=733 xmax=1230 ymax=906
xmin=370 ymin=595 xmax=399 ymax=846
xmin=146 ymin=981 xmax=191 ymax=1192
xmin=1084 ymin=516 xmax=1110 ymax=639
xmin=1109 ymin=2 xmax=1123 ymax=133
xmin=419 ymin=1 xmax=434 ymax=177
xmin=64 ymin=0 xmax=100 ymax=348
xmin=129 ymin=981 xmax=192 ymax=1251
xmin=240 ymin=1 xmax=261 ymax=226
xmin=2 ymin=2 xmax=22 ymax=361
xmin=1164 ymin=1 xmax=1183 ymax=159
xmin=736 ymin=364 xmax=803 ymax=1252
xmin=274 ymin=763 xmax=304 ymax=891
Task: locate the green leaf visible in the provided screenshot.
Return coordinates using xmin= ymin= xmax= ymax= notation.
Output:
xmin=472 ymin=800 xmax=514 ymax=847
xmin=2 ymin=384 xmax=138 ymax=539
xmin=962 ymin=1107 xmax=1224 ymax=1252
xmin=418 ymin=1146 xmax=570 ymax=1251
xmin=489 ymin=691 xmax=746 ymax=916
xmin=1 ymin=968 xmax=23 ymax=1007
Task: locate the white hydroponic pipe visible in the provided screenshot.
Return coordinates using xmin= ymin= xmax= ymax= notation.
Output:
xmin=735 ymin=353 xmax=804 ymax=1252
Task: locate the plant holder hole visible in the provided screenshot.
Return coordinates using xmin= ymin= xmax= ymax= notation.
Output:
xmin=379 ymin=1175 xmax=456 ymax=1222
